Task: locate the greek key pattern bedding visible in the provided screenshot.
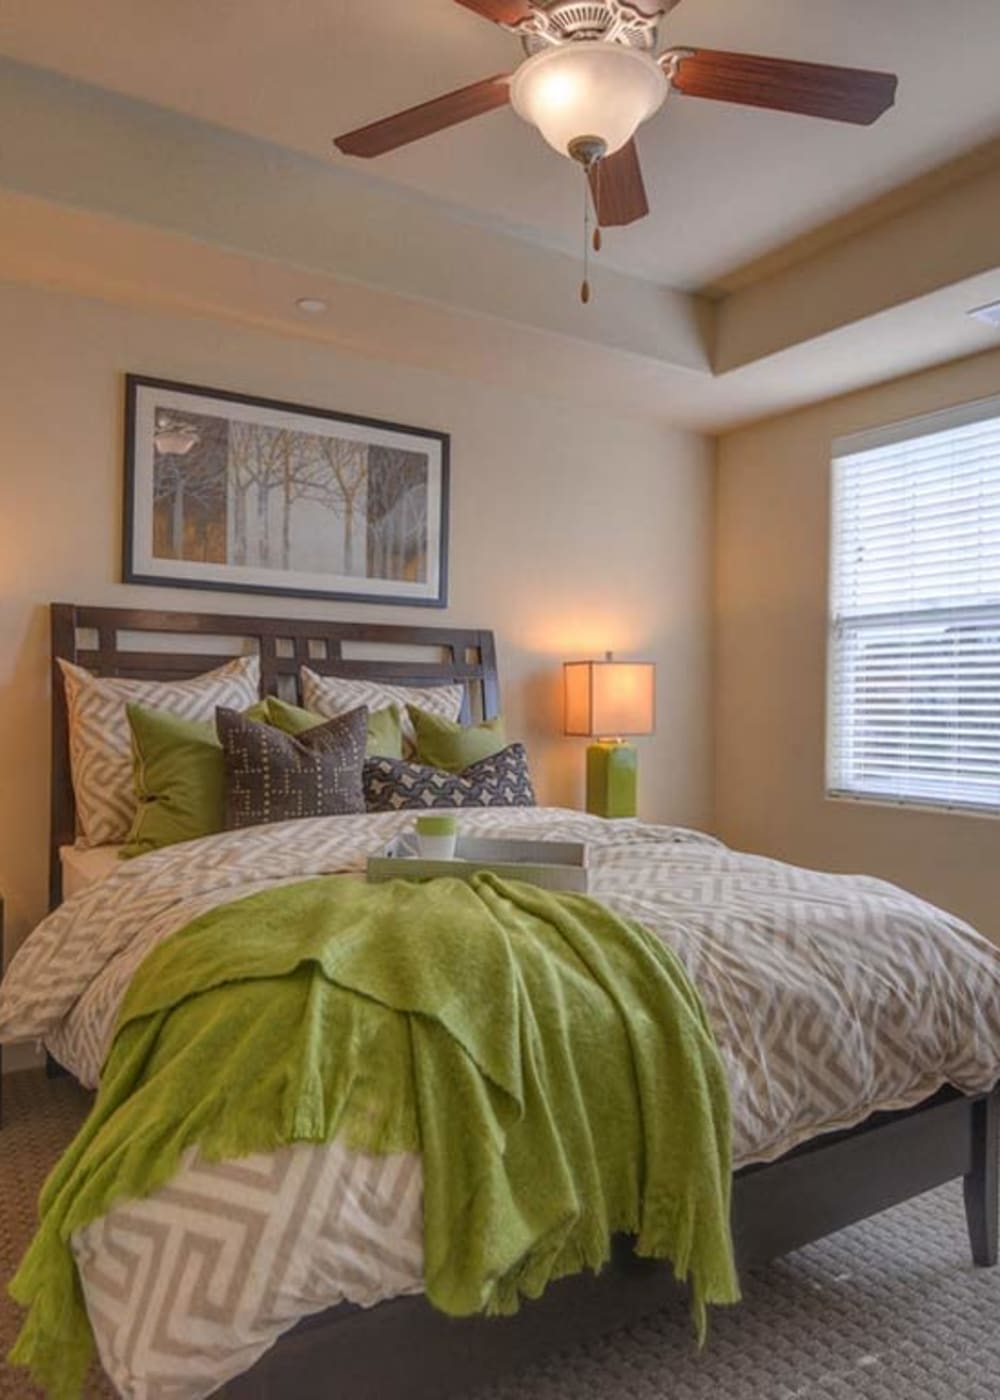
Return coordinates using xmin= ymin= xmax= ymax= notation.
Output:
xmin=3 ymin=808 xmax=1000 ymax=1400
xmin=76 ymin=1143 xmax=423 ymax=1399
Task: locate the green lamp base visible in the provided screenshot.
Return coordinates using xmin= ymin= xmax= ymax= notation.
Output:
xmin=585 ymin=741 xmax=638 ymax=819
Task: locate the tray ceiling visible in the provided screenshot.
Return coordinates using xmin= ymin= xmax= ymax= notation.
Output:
xmin=1 ymin=0 xmax=999 ymax=288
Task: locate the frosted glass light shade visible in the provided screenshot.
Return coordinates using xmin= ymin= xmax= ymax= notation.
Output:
xmin=564 ymin=658 xmax=655 ymax=738
xmin=510 ymin=43 xmax=667 ymax=158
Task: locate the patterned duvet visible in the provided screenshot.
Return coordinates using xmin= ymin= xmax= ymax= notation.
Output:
xmin=2 ymin=808 xmax=1000 ymax=1400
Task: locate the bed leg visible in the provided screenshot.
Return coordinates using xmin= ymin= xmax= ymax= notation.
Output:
xmin=964 ymin=1091 xmax=998 ymax=1267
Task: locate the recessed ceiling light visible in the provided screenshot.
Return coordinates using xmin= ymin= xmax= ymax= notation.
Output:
xmin=968 ymin=301 xmax=1000 ymax=330
xmin=296 ymin=297 xmax=328 ymax=314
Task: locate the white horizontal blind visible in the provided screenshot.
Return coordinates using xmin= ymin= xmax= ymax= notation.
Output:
xmin=828 ymin=397 xmax=1000 ymax=814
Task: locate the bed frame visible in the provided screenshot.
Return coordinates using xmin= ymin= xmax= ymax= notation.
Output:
xmin=49 ymin=602 xmax=498 ymax=907
xmin=46 ymin=602 xmax=998 ymax=1400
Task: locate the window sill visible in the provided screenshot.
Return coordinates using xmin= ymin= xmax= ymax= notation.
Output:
xmin=825 ymin=791 xmax=1000 ymax=822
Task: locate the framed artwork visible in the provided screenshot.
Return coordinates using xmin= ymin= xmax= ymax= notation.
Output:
xmin=123 ymin=375 xmax=450 ymax=607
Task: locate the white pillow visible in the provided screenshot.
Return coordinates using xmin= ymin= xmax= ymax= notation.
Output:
xmin=299 ymin=667 xmax=464 ymax=755
xmin=59 ymin=843 xmax=124 ymax=898
xmin=60 ymin=654 xmax=260 ymax=846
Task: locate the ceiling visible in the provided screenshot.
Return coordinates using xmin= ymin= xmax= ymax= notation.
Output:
xmin=0 ymin=2 xmax=998 ymax=431
xmin=1 ymin=0 xmax=999 ymax=289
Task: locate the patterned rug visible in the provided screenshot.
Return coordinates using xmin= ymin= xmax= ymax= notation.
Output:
xmin=1 ymin=1069 xmax=998 ymax=1399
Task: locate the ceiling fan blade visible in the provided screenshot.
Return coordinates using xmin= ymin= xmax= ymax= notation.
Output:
xmin=671 ymin=49 xmax=898 ymax=125
xmin=335 ymin=74 xmax=512 ymax=158
xmin=453 ymin=0 xmax=535 ymax=24
xmin=588 ymin=140 xmax=650 ymax=227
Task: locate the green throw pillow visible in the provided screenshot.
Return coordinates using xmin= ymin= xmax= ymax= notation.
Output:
xmin=408 ymin=705 xmax=507 ymax=774
xmin=123 ymin=700 xmax=271 ymax=858
xmin=124 ymin=697 xmax=404 ymax=858
xmin=264 ymin=696 xmax=403 ymax=759
xmin=126 ymin=712 xmax=210 ymax=857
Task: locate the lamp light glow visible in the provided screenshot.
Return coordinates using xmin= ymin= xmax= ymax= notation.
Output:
xmin=564 ymin=654 xmax=656 ymax=739
xmin=510 ymin=42 xmax=667 ymax=158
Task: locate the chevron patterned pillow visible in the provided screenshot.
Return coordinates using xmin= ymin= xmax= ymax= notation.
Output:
xmin=300 ymin=667 xmax=464 ymax=757
xmin=363 ymin=744 xmax=537 ymax=812
xmin=60 ymin=655 xmax=260 ymax=847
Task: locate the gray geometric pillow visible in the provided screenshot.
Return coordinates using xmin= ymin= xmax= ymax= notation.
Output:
xmin=217 ymin=705 xmax=367 ymax=830
xmin=363 ymin=743 xmax=537 ymax=811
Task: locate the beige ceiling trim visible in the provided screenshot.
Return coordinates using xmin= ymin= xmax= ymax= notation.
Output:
xmin=0 ymin=188 xmax=708 ymax=425
xmin=3 ymin=188 xmax=996 ymax=436
xmin=0 ymin=54 xmax=997 ymax=433
xmin=714 ymin=159 xmax=1000 ymax=373
xmin=0 ymin=56 xmax=711 ymax=376
xmin=701 ymin=136 xmax=1000 ymax=300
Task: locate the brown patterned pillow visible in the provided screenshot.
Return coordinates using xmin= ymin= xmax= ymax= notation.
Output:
xmin=217 ymin=705 xmax=367 ymax=830
xmin=363 ymin=744 xmax=537 ymax=811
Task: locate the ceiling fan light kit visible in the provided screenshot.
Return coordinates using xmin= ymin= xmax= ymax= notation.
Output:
xmin=334 ymin=0 xmax=899 ymax=302
xmin=509 ymin=42 xmax=667 ymax=160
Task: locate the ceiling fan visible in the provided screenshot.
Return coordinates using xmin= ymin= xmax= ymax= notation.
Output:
xmin=333 ymin=0 xmax=899 ymax=232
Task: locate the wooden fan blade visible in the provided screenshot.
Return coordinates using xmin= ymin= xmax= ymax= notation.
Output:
xmin=588 ymin=140 xmax=650 ymax=227
xmin=672 ymin=49 xmax=898 ymax=125
xmin=335 ymin=74 xmax=511 ymax=158
xmin=453 ymin=0 xmax=535 ymax=24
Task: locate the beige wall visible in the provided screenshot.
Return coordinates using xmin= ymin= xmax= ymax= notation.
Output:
xmin=0 ymin=278 xmax=714 ymax=984
xmin=715 ymin=347 xmax=1000 ymax=943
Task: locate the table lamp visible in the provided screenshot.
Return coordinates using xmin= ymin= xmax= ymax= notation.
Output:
xmin=563 ymin=653 xmax=655 ymax=818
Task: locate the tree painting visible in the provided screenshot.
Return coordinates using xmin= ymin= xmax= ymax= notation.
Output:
xmin=150 ymin=403 xmax=431 ymax=584
xmin=366 ymin=446 xmax=429 ymax=582
xmin=152 ymin=410 xmax=228 ymax=563
xmin=134 ymin=378 xmax=446 ymax=603
xmin=307 ymin=434 xmax=369 ymax=576
xmin=227 ymin=421 xmax=293 ymax=569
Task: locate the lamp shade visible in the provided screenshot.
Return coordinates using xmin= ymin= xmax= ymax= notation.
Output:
xmin=509 ymin=43 xmax=667 ymax=158
xmin=564 ymin=656 xmax=655 ymax=738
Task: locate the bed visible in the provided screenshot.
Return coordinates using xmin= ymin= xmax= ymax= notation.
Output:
xmin=2 ymin=601 xmax=998 ymax=1400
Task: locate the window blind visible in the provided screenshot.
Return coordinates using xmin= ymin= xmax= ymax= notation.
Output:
xmin=828 ymin=396 xmax=1000 ymax=815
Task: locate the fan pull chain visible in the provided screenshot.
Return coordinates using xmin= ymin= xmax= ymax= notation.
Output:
xmin=581 ymin=164 xmax=591 ymax=305
xmin=580 ymin=160 xmax=602 ymax=305
xmin=593 ymin=161 xmax=603 ymax=254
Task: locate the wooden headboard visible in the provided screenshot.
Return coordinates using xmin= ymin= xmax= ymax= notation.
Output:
xmin=50 ymin=602 xmax=500 ymax=907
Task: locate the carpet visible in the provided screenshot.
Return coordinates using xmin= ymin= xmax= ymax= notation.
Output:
xmin=1 ymin=1069 xmax=998 ymax=1399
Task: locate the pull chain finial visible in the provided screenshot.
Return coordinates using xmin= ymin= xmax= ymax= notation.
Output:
xmin=567 ymin=136 xmax=607 ymax=307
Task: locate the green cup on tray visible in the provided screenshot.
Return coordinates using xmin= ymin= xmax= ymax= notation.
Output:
xmin=415 ymin=814 xmax=458 ymax=860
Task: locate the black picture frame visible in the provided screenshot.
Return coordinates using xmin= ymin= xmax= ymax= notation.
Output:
xmin=123 ymin=374 xmax=450 ymax=608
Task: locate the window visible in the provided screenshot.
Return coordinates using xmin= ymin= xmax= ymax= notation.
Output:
xmin=828 ymin=397 xmax=1000 ymax=815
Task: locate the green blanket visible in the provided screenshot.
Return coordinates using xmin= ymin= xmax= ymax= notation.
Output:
xmin=10 ymin=872 xmax=738 ymax=1398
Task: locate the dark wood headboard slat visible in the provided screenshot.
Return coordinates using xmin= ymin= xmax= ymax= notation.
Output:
xmin=49 ymin=603 xmax=501 ymax=907
xmin=77 ymin=651 xmax=247 ymax=676
xmin=301 ymin=660 xmax=486 ymax=682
